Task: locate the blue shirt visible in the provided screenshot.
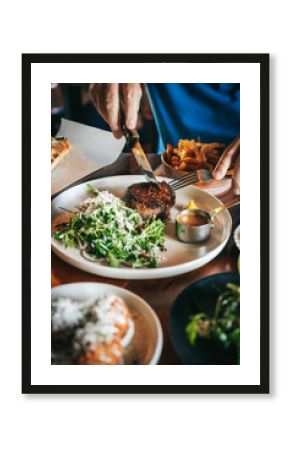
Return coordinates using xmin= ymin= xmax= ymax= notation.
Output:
xmin=146 ymin=83 xmax=240 ymax=153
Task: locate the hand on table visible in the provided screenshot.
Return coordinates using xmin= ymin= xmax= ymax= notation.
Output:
xmin=90 ymin=83 xmax=143 ymax=139
xmin=212 ymin=137 xmax=240 ymax=195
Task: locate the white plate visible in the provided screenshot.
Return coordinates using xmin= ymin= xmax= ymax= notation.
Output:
xmin=234 ymin=224 xmax=240 ymax=250
xmin=51 ymin=175 xmax=232 ymax=279
xmin=52 ymin=282 xmax=163 ymax=365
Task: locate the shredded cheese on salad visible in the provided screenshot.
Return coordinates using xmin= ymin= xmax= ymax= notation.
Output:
xmin=53 ymin=185 xmax=166 ymax=268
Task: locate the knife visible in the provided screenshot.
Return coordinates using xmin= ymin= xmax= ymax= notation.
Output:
xmin=120 ymin=101 xmax=160 ymax=189
xmin=123 ymin=127 xmax=161 ymax=189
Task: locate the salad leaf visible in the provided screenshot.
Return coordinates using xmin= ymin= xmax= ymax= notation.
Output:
xmin=185 ymin=313 xmax=209 ymax=344
xmin=186 ymin=283 xmax=240 ymax=363
xmin=54 ymin=185 xmax=166 ymax=269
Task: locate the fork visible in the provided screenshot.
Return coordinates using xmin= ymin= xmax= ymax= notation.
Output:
xmin=168 ymin=169 xmax=212 ymax=191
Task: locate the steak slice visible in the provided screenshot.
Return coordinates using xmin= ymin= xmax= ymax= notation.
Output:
xmin=127 ymin=181 xmax=175 ymax=220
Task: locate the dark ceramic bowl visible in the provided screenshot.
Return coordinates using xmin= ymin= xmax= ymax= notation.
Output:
xmin=169 ymin=272 xmax=240 ymax=365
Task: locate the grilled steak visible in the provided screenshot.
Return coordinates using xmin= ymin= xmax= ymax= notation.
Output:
xmin=127 ymin=181 xmax=175 ymax=220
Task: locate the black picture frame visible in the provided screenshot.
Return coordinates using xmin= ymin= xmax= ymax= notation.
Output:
xmin=22 ymin=53 xmax=269 ymax=394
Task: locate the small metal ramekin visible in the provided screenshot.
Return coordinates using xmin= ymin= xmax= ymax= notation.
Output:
xmin=176 ymin=208 xmax=213 ymax=244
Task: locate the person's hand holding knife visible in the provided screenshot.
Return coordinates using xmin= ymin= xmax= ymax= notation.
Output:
xmin=90 ymin=83 xmax=240 ymax=194
xmin=90 ymin=83 xmax=143 ymax=139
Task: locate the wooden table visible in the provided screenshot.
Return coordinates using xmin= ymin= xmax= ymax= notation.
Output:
xmin=51 ymin=154 xmax=240 ymax=364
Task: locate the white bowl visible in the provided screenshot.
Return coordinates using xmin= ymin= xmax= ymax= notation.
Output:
xmin=52 ymin=282 xmax=163 ymax=365
xmin=234 ymin=224 xmax=240 ymax=250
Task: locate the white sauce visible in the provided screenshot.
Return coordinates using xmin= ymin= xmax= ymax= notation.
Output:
xmin=51 ymin=297 xmax=83 ymax=332
xmin=74 ymin=321 xmax=119 ymax=348
xmin=52 ymin=293 xmax=132 ymax=360
xmin=88 ymin=295 xmax=127 ymax=326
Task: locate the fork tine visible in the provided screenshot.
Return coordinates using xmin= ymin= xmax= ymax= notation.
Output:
xmin=170 ymin=179 xmax=197 ymax=190
xmin=169 ymin=174 xmax=198 ymax=190
xmin=170 ymin=179 xmax=198 ymax=191
xmin=169 ymin=172 xmax=198 ymax=186
xmin=170 ymin=180 xmax=197 ymax=190
xmin=171 ymin=182 xmax=196 ymax=191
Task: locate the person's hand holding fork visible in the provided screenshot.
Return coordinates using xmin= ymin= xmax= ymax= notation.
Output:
xmin=212 ymin=137 xmax=240 ymax=195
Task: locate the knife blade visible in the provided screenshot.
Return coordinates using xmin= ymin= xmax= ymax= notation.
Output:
xmin=122 ymin=126 xmax=161 ymax=189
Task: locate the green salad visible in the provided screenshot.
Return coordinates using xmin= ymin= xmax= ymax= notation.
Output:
xmin=186 ymin=283 xmax=240 ymax=363
xmin=54 ymin=185 xmax=166 ymax=268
